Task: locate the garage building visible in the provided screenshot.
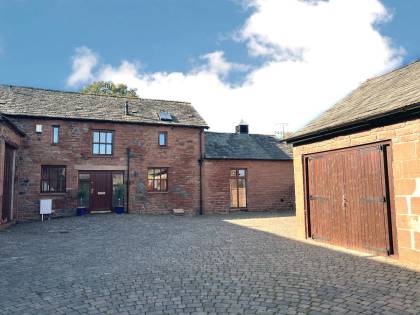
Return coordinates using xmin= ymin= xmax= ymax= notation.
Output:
xmin=288 ymin=61 xmax=420 ymax=264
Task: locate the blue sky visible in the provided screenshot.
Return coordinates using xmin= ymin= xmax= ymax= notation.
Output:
xmin=0 ymin=0 xmax=252 ymax=87
xmin=0 ymin=0 xmax=418 ymax=133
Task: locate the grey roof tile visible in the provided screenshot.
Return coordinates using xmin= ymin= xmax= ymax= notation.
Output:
xmin=205 ymin=132 xmax=292 ymax=160
xmin=291 ymin=60 xmax=420 ymax=139
xmin=0 ymin=85 xmax=208 ymax=128
xmin=0 ymin=114 xmax=26 ymax=136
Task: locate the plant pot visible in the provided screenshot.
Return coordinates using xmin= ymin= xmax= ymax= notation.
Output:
xmin=114 ymin=206 xmax=125 ymax=214
xmin=77 ymin=207 xmax=87 ymax=216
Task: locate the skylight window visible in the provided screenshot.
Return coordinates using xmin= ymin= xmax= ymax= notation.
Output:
xmin=159 ymin=111 xmax=173 ymax=121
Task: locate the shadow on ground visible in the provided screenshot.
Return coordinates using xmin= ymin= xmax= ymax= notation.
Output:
xmin=0 ymin=211 xmax=419 ymax=314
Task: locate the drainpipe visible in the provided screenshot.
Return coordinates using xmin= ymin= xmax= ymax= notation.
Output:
xmin=199 ymin=129 xmax=204 ymax=215
xmin=125 ymin=101 xmax=130 ymax=116
xmin=126 ymin=148 xmax=131 ymax=214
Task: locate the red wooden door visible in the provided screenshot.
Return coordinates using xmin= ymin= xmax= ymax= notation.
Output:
xmin=306 ymin=144 xmax=393 ymax=255
xmin=90 ymin=172 xmax=112 ymax=211
xmin=2 ymin=144 xmax=15 ymax=222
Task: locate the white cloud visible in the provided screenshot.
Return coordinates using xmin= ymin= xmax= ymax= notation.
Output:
xmin=67 ymin=0 xmax=404 ymax=134
xmin=66 ymin=46 xmax=98 ymax=87
xmin=195 ymin=51 xmax=250 ymax=77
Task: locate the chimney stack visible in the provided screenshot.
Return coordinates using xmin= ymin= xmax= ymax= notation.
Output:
xmin=235 ymin=119 xmax=249 ymax=134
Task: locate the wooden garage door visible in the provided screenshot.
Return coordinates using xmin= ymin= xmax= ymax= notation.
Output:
xmin=306 ymin=143 xmax=394 ymax=255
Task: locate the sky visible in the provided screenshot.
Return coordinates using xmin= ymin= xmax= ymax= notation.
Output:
xmin=0 ymin=0 xmax=419 ymax=134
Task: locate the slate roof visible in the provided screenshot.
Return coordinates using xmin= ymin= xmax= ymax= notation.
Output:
xmin=205 ymin=132 xmax=292 ymax=160
xmin=0 ymin=114 xmax=26 ymax=136
xmin=289 ymin=60 xmax=420 ymax=140
xmin=0 ymin=85 xmax=208 ymax=128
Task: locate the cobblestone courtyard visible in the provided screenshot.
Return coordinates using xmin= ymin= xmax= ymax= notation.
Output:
xmin=0 ymin=212 xmax=419 ymax=314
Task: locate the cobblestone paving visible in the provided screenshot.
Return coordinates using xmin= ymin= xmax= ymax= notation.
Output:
xmin=0 ymin=212 xmax=419 ymax=314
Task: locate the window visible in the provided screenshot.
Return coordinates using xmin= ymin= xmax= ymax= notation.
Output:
xmin=159 ymin=131 xmax=167 ymax=147
xmin=147 ymin=168 xmax=168 ymax=192
xmin=92 ymin=130 xmax=113 ymax=155
xmin=52 ymin=126 xmax=60 ymax=144
xmin=230 ymin=169 xmax=247 ymax=208
xmin=159 ymin=111 xmax=173 ymax=121
xmin=41 ymin=166 xmax=66 ymax=193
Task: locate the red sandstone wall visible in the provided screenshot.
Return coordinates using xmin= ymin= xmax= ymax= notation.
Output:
xmin=293 ymin=118 xmax=420 ymax=265
xmin=203 ymin=159 xmax=295 ymax=214
xmin=11 ymin=117 xmax=202 ymax=220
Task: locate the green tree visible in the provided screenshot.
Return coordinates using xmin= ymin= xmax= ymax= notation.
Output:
xmin=80 ymin=81 xmax=138 ymax=98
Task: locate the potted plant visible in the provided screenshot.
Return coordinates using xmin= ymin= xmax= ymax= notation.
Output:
xmin=114 ymin=183 xmax=126 ymax=214
xmin=77 ymin=187 xmax=89 ymax=216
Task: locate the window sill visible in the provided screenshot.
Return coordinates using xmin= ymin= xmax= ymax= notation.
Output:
xmin=89 ymin=155 xmax=115 ymax=158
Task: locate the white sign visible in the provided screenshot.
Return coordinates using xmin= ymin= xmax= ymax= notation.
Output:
xmin=40 ymin=199 xmax=52 ymax=215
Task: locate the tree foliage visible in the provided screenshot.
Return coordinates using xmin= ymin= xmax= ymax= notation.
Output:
xmin=80 ymin=81 xmax=138 ymax=98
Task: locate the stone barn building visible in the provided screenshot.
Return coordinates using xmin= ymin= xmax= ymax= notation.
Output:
xmin=288 ymin=61 xmax=420 ymax=264
xmin=0 ymin=85 xmax=295 ymax=226
xmin=202 ymin=122 xmax=294 ymax=214
xmin=0 ymin=85 xmax=208 ymax=223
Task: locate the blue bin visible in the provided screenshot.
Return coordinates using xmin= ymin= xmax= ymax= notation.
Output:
xmin=77 ymin=207 xmax=87 ymax=216
xmin=115 ymin=206 xmax=125 ymax=214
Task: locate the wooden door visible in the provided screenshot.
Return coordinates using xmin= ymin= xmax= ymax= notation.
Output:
xmin=343 ymin=145 xmax=391 ymax=254
xmin=307 ymin=153 xmax=345 ymax=244
xmin=306 ymin=143 xmax=393 ymax=255
xmin=90 ymin=172 xmax=112 ymax=211
xmin=2 ymin=144 xmax=15 ymax=222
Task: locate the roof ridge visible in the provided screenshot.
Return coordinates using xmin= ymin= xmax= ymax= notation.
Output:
xmin=205 ymin=131 xmax=277 ymax=137
xmin=0 ymin=84 xmax=192 ymax=104
xmin=288 ymin=59 xmax=420 ymax=142
xmin=205 ymin=131 xmax=234 ymax=135
xmin=295 ymin=59 xmax=420 ymax=133
xmin=362 ymin=59 xmax=420 ymax=84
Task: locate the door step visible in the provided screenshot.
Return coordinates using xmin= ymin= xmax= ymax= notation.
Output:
xmin=90 ymin=210 xmax=112 ymax=214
